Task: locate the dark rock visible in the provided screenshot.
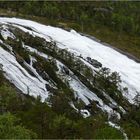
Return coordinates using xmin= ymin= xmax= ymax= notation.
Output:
xmin=85 ymin=104 xmax=92 ymax=110
xmin=87 ymin=57 xmax=102 ymax=68
xmin=94 ymin=101 xmax=100 ymax=105
xmin=63 ymin=66 xmax=70 ymax=75
xmin=110 ymin=113 xmax=118 ymax=123
xmin=42 ymin=71 xmax=50 ymax=80
xmin=45 ymin=84 xmax=51 ymax=91
xmin=87 ymin=57 xmax=92 ymax=62
xmin=110 ymin=104 xmax=118 ymax=112
xmin=83 ymin=111 xmax=88 ymax=115
xmin=91 ymin=59 xmax=102 ymax=68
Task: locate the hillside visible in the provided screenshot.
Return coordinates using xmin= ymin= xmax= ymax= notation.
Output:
xmin=0 ymin=17 xmax=140 ymax=139
xmin=0 ymin=1 xmax=140 ymax=139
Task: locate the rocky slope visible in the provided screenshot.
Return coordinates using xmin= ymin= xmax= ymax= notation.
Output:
xmin=0 ymin=18 xmax=140 ymax=137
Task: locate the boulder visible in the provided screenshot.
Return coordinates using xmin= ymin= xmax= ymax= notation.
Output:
xmin=91 ymin=59 xmax=102 ymax=68
xmin=87 ymin=57 xmax=102 ymax=68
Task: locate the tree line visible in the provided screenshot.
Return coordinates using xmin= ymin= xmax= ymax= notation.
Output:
xmin=0 ymin=1 xmax=140 ymax=35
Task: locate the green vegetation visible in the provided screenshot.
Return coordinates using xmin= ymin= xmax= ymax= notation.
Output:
xmin=0 ymin=1 xmax=140 ymax=35
xmin=0 ymin=71 xmax=124 ymax=139
xmin=120 ymin=105 xmax=140 ymax=139
xmin=0 ymin=113 xmax=37 ymax=139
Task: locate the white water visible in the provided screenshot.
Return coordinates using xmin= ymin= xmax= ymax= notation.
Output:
xmin=0 ymin=47 xmax=49 ymax=100
xmin=0 ymin=17 xmax=140 ymax=104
